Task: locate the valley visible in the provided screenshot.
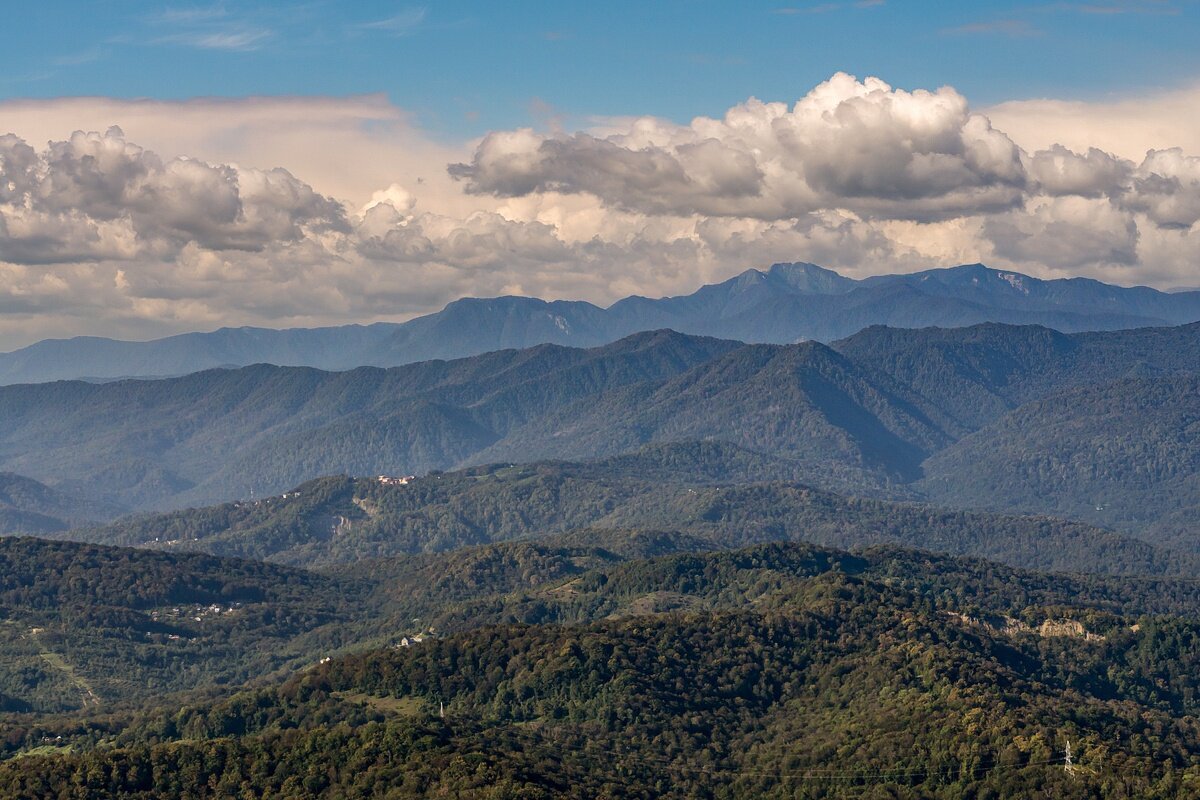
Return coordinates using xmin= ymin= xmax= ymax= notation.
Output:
xmin=8 ymin=11 xmax=1200 ymax=793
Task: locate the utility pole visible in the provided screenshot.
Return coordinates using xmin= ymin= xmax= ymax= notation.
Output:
xmin=1064 ymin=740 xmax=1076 ymax=777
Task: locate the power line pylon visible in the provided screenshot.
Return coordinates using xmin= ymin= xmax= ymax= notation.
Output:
xmin=1064 ymin=740 xmax=1077 ymax=778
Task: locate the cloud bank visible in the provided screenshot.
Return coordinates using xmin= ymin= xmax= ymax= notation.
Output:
xmin=1 ymin=74 xmax=1199 ymax=348
xmin=452 ymin=75 xmax=1029 ymax=222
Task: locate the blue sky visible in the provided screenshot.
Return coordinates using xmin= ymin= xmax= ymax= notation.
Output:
xmin=6 ymin=1 xmax=1200 ymax=138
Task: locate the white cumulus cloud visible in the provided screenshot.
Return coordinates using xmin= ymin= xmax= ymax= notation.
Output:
xmin=0 ymin=74 xmax=1198 ymax=348
xmin=451 ymin=74 xmax=1028 ymax=222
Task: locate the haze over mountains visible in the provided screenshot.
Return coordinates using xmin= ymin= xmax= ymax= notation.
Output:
xmin=0 ymin=473 xmax=124 ymax=537
xmin=69 ymin=463 xmax=1199 ymax=578
xmin=0 ymin=319 xmax=1196 ymax=544
xmin=5 ymin=262 xmax=1200 ymax=385
xmin=6 ymin=287 xmax=1200 ymax=797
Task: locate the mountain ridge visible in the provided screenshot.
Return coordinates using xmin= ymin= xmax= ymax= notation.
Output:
xmin=2 ymin=321 xmax=1199 ymax=526
xmin=68 ymin=457 xmax=1200 ymax=576
xmin=5 ymin=262 xmax=1199 ymax=385
xmin=0 ymin=473 xmax=125 ymax=535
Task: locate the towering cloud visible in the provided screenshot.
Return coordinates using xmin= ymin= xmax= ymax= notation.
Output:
xmin=452 ymin=75 xmax=1027 ymax=222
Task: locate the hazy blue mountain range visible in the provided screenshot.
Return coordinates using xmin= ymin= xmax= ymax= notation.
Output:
xmin=4 ymin=262 xmax=1200 ymax=385
xmin=920 ymin=373 xmax=1200 ymax=534
xmin=0 ymin=321 xmax=1198 ymax=537
xmin=0 ymin=473 xmax=125 ymax=536
xmin=0 ymin=331 xmax=739 ymax=509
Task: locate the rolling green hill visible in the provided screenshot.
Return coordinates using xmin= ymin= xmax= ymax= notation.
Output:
xmin=1 ymin=321 xmax=1199 ymax=536
xmin=73 ymin=450 xmax=1200 ymax=577
xmin=9 ymin=522 xmax=1200 ymax=723
xmin=0 ymin=537 xmax=371 ymax=714
xmin=7 ymin=539 xmax=1200 ymax=797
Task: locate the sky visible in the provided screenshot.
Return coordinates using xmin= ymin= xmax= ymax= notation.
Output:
xmin=1 ymin=0 xmax=1199 ymax=347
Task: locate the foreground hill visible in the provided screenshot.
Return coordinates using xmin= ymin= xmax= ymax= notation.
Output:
xmin=4 ymin=262 xmax=1198 ymax=385
xmin=74 ymin=456 xmax=1199 ymax=576
xmin=6 ymin=539 xmax=1200 ymax=797
xmin=0 ymin=537 xmax=370 ymax=714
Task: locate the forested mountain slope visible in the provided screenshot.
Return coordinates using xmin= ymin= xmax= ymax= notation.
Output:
xmin=922 ymin=374 xmax=1200 ymax=531
xmin=7 ymin=539 xmax=1200 ymax=797
xmin=74 ymin=458 xmax=1199 ymax=576
xmin=1 ymin=321 xmax=1198 ymax=533
xmin=0 ymin=473 xmax=124 ymax=536
xmin=0 ymin=331 xmax=737 ymax=509
xmin=474 ymin=341 xmax=950 ymax=487
xmin=834 ymin=321 xmax=1200 ymax=432
xmin=0 ymin=537 xmax=373 ymax=714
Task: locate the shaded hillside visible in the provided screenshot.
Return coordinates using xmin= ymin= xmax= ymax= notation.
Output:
xmin=75 ymin=455 xmax=1199 ymax=576
xmin=332 ymin=535 xmax=1200 ymax=641
xmin=0 ymin=473 xmax=124 ymax=536
xmin=4 ymin=262 xmax=1199 ymax=385
xmin=474 ymin=341 xmax=950 ymax=488
xmin=833 ymin=320 xmax=1200 ymax=432
xmin=1 ymin=321 xmax=1198 ymax=531
xmin=922 ymin=374 xmax=1200 ymax=531
xmin=1142 ymin=506 xmax=1200 ymax=555
xmin=8 ymin=541 xmax=1200 ymax=797
xmin=0 ymin=331 xmax=738 ymax=509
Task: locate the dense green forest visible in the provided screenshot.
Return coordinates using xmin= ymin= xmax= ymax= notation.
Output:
xmin=0 ymin=537 xmax=378 ymax=714
xmin=922 ymin=373 xmax=1200 ymax=532
xmin=6 ymin=538 xmax=1200 ymax=797
xmin=0 ymin=321 xmax=1198 ymax=534
xmin=833 ymin=321 xmax=1200 ymax=432
xmin=73 ymin=452 xmax=1200 ymax=576
xmin=9 ymin=530 xmax=1200 ymax=718
xmin=4 ymin=321 xmax=1200 ymax=797
xmin=0 ymin=330 xmax=737 ymax=510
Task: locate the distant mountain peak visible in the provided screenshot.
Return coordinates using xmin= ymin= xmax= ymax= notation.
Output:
xmin=730 ymin=268 xmax=767 ymax=289
xmin=764 ymin=262 xmax=857 ymax=294
xmin=907 ymin=263 xmax=1023 ymax=285
xmin=4 ymin=261 xmax=1200 ymax=385
xmin=443 ymin=295 xmax=549 ymax=312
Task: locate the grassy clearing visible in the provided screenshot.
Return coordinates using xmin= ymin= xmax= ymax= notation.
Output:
xmin=333 ymin=691 xmax=427 ymax=716
xmin=30 ymin=633 xmax=100 ymax=709
xmin=7 ymin=744 xmax=74 ymax=762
